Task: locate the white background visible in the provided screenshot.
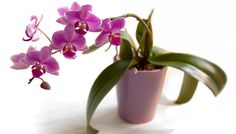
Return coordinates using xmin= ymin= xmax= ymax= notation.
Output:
xmin=0 ymin=0 xmax=235 ymax=134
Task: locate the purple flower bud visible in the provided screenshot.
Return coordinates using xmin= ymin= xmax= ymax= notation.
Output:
xmin=40 ymin=81 xmax=51 ymax=90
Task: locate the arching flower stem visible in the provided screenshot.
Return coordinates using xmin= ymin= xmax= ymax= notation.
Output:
xmin=110 ymin=11 xmax=153 ymax=36
xmin=37 ymin=28 xmax=52 ymax=44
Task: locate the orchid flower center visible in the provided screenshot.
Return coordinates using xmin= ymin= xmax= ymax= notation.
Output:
xmin=108 ymin=32 xmax=122 ymax=46
xmin=63 ymin=44 xmax=77 ymax=59
xmin=31 ymin=63 xmax=46 ymax=78
xmin=74 ymin=21 xmax=89 ymax=35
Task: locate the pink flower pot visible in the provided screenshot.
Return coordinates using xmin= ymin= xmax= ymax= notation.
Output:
xmin=116 ymin=67 xmax=167 ymax=124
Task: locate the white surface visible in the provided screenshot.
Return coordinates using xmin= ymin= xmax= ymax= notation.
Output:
xmin=0 ymin=0 xmax=235 ymax=134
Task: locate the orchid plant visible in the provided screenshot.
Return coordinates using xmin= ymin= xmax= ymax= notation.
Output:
xmin=10 ymin=2 xmax=227 ymax=134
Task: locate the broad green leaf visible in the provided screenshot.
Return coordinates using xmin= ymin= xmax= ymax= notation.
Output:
xmin=148 ymin=53 xmax=227 ymax=103
xmin=82 ymin=44 xmax=102 ymax=54
xmin=175 ymin=73 xmax=199 ymax=104
xmin=120 ymin=31 xmax=136 ymax=60
xmin=87 ymin=125 xmax=98 ymax=134
xmin=151 ymin=46 xmax=170 ymax=56
xmin=120 ymin=31 xmax=137 ymax=51
xmin=86 ymin=60 xmax=131 ymax=134
xmin=120 ymin=39 xmax=133 ymax=60
xmin=136 ymin=10 xmax=153 ymax=58
xmin=83 ymin=41 xmax=109 ymax=54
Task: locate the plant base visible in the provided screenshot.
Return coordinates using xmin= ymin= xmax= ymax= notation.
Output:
xmin=116 ymin=67 xmax=167 ymax=124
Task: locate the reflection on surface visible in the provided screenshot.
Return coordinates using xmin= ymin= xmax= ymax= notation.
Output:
xmin=37 ymin=95 xmax=175 ymax=134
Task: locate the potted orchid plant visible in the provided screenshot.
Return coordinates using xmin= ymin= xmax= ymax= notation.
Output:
xmin=10 ymin=2 xmax=227 ymax=134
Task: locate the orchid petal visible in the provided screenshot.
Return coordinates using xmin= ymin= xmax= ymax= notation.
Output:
xmin=80 ymin=5 xmax=92 ymax=19
xmin=26 ymin=51 xmax=40 ymax=64
xmin=23 ymin=15 xmax=42 ymax=42
xmin=26 ymin=24 xmax=37 ymax=37
xmin=86 ymin=13 xmax=102 ymax=32
xmin=43 ymin=57 xmax=59 ymax=75
xmin=22 ymin=36 xmax=32 ymax=41
xmin=40 ymin=46 xmax=52 ymax=62
xmin=31 ymin=34 xmax=40 ymax=42
xmin=101 ymin=19 xmax=111 ymax=32
xmin=71 ymin=2 xmax=80 ymax=10
xmin=56 ymin=17 xmax=69 ymax=25
xmin=58 ymin=7 xmax=69 ymax=16
xmin=27 ymin=46 xmax=36 ymax=53
xmin=65 ymin=11 xmax=81 ymax=21
xmin=72 ymin=35 xmax=86 ymax=51
xmin=49 ymin=44 xmax=58 ymax=50
xmin=30 ymin=15 xmax=38 ymax=25
xmin=64 ymin=24 xmax=75 ymax=41
xmin=110 ymin=33 xmax=122 ymax=46
xmin=95 ymin=32 xmax=109 ymax=46
xmin=52 ymin=31 xmax=67 ymax=50
xmin=10 ymin=53 xmax=29 ymax=69
xmin=11 ymin=63 xmax=29 ymax=70
xmin=81 ymin=5 xmax=92 ymax=12
xmin=111 ymin=18 xmax=125 ymax=32
xmin=20 ymin=57 xmax=29 ymax=64
xmin=10 ymin=53 xmax=25 ymax=63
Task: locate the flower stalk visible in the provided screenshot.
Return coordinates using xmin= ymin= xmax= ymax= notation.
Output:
xmin=37 ymin=28 xmax=52 ymax=44
xmin=111 ymin=12 xmax=153 ymax=37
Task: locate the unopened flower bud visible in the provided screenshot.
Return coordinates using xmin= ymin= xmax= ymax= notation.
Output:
xmin=40 ymin=81 xmax=51 ymax=90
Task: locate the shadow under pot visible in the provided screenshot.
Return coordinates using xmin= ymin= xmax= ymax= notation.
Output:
xmin=116 ymin=67 xmax=167 ymax=124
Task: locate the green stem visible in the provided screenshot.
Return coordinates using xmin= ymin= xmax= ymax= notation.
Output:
xmin=105 ymin=44 xmax=112 ymax=52
xmin=38 ymin=77 xmax=45 ymax=82
xmin=52 ymin=50 xmax=60 ymax=55
xmin=111 ymin=13 xmax=152 ymax=36
xmin=38 ymin=28 xmax=52 ymax=44
xmin=28 ymin=77 xmax=35 ymax=84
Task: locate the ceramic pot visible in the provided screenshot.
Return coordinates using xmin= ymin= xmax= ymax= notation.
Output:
xmin=116 ymin=67 xmax=167 ymax=124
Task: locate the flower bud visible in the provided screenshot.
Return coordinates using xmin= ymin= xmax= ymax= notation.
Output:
xmin=40 ymin=81 xmax=51 ymax=90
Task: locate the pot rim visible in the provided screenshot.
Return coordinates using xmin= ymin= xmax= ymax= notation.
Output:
xmin=128 ymin=66 xmax=167 ymax=73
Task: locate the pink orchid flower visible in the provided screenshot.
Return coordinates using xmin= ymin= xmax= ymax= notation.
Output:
xmin=51 ymin=24 xmax=87 ymax=59
xmin=11 ymin=46 xmax=59 ymax=78
xmin=57 ymin=2 xmax=101 ymax=35
xmin=23 ymin=15 xmax=43 ymax=42
xmin=96 ymin=18 xmax=125 ymax=46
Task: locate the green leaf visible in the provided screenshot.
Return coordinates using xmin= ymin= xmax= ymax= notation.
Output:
xmin=176 ymin=73 xmax=199 ymax=104
xmin=120 ymin=31 xmax=137 ymax=51
xmin=136 ymin=10 xmax=153 ymax=58
xmin=148 ymin=53 xmax=227 ymax=103
xmin=151 ymin=46 xmax=170 ymax=56
xmin=87 ymin=125 xmax=98 ymax=134
xmin=82 ymin=44 xmax=102 ymax=54
xmin=120 ymin=39 xmax=133 ymax=60
xmin=120 ymin=31 xmax=136 ymax=60
xmin=82 ymin=41 xmax=109 ymax=54
xmin=86 ymin=60 xmax=131 ymax=133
